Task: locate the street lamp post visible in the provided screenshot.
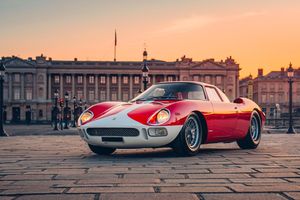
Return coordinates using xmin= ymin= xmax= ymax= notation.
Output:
xmin=72 ymin=96 xmax=77 ymax=127
xmin=142 ymin=49 xmax=149 ymax=91
xmin=53 ymin=89 xmax=59 ymax=131
xmin=287 ymin=63 xmax=296 ymax=134
xmin=0 ymin=61 xmax=7 ymax=137
xmin=59 ymin=98 xmax=64 ymax=130
xmin=64 ymin=92 xmax=69 ymax=129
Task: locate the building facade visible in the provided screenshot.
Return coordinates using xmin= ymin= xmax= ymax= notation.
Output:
xmin=240 ymin=67 xmax=300 ymax=119
xmin=1 ymin=53 xmax=240 ymax=123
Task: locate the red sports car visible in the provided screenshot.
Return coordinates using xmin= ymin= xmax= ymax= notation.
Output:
xmin=77 ymin=81 xmax=265 ymax=156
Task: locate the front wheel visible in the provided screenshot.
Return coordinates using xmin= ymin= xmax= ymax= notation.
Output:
xmin=237 ymin=111 xmax=261 ymax=149
xmin=173 ymin=113 xmax=203 ymax=156
xmin=88 ymin=144 xmax=116 ymax=155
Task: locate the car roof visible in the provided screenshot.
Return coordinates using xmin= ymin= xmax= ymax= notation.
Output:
xmin=156 ymin=81 xmax=215 ymax=88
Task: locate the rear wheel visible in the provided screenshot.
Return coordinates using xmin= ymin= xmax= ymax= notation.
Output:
xmin=88 ymin=144 xmax=116 ymax=155
xmin=237 ymin=111 xmax=261 ymax=149
xmin=173 ymin=113 xmax=203 ymax=156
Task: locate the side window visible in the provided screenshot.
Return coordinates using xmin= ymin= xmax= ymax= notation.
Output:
xmin=206 ymin=87 xmax=223 ymax=102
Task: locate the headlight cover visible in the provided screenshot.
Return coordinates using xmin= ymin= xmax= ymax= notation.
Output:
xmin=78 ymin=111 xmax=94 ymax=126
xmin=148 ymin=109 xmax=170 ymax=125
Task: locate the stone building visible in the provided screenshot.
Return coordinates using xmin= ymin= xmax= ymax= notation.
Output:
xmin=240 ymin=67 xmax=300 ymax=118
xmin=1 ymin=52 xmax=240 ymax=123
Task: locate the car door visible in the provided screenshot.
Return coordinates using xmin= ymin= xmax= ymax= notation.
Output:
xmin=205 ymin=86 xmax=238 ymax=142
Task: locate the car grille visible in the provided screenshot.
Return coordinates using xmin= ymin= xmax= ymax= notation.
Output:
xmin=86 ymin=128 xmax=140 ymax=137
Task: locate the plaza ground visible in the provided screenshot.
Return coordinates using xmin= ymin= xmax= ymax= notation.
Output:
xmin=0 ymin=134 xmax=299 ymax=200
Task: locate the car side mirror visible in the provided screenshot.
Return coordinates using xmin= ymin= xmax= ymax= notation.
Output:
xmin=233 ymin=97 xmax=244 ymax=104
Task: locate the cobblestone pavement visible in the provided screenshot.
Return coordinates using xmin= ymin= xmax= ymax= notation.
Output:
xmin=0 ymin=134 xmax=299 ymax=200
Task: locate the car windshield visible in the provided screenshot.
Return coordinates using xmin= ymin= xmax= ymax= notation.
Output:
xmin=131 ymin=82 xmax=206 ymax=102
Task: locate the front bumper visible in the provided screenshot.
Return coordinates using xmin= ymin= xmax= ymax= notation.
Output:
xmin=78 ymin=113 xmax=182 ymax=148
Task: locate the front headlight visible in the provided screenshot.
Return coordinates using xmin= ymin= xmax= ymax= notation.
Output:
xmin=78 ymin=111 xmax=94 ymax=126
xmin=148 ymin=109 xmax=170 ymax=125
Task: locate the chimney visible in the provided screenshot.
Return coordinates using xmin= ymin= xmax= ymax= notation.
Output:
xmin=258 ymin=68 xmax=263 ymax=77
xmin=281 ymin=67 xmax=284 ymax=76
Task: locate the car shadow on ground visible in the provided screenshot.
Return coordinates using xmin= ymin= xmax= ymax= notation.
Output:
xmin=83 ymin=147 xmax=241 ymax=160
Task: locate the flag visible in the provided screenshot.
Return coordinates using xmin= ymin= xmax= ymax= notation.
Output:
xmin=115 ymin=29 xmax=117 ymax=46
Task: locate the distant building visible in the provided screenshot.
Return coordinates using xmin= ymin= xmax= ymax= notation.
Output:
xmin=1 ymin=53 xmax=240 ymax=123
xmin=240 ymin=67 xmax=300 ymax=118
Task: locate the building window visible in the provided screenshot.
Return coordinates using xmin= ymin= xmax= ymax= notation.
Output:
xmin=25 ymin=88 xmax=32 ymax=100
xmin=26 ymin=74 xmax=33 ymax=82
xmin=216 ymin=76 xmax=222 ymax=84
xmin=193 ymin=76 xmax=199 ymax=81
xmin=14 ymin=88 xmax=20 ymax=100
xmin=123 ymin=76 xmax=128 ymax=84
xmin=100 ymin=90 xmax=106 ymax=101
xmin=122 ymin=92 xmax=129 ymax=101
xmin=269 ymin=94 xmax=275 ymax=103
xmin=14 ymin=74 xmax=20 ymax=82
xmin=89 ymin=75 xmax=94 ymax=84
xmin=279 ymin=83 xmax=283 ymax=90
xmin=205 ymin=76 xmax=211 ymax=83
xmin=77 ymin=90 xmax=83 ymax=99
xmin=111 ymin=91 xmax=117 ymax=101
xmin=66 ymin=75 xmax=71 ymax=84
xmin=167 ymin=76 xmax=173 ymax=82
xmin=134 ymin=76 xmax=140 ymax=84
xmin=88 ymin=90 xmax=95 ymax=101
xmin=39 ymin=109 xmax=43 ymax=118
xmin=54 ymin=75 xmax=60 ymax=83
xmin=261 ymin=94 xmax=266 ymax=103
xmin=112 ymin=76 xmax=117 ymax=84
xmin=278 ymin=93 xmax=284 ymax=103
xmin=77 ymin=76 xmax=83 ymax=84
xmin=100 ymin=76 xmax=106 ymax=84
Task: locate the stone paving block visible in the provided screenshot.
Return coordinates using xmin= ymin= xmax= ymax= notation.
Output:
xmin=188 ymin=173 xmax=251 ymax=179
xmin=284 ymin=192 xmax=300 ymax=200
xmin=15 ymin=194 xmax=96 ymax=200
xmin=1 ymin=187 xmax=65 ymax=195
xmin=163 ymin=178 xmax=229 ymax=184
xmin=68 ymin=186 xmax=154 ymax=193
xmin=0 ymin=196 xmax=15 ymax=200
xmin=202 ymin=193 xmax=287 ymax=200
xmin=252 ymin=172 xmax=299 ymax=178
xmin=160 ymin=186 xmax=232 ymax=193
xmin=230 ymin=184 xmax=300 ymax=192
xmin=1 ymin=174 xmax=54 ymax=181
xmin=99 ymin=193 xmax=199 ymax=200
xmin=229 ymin=178 xmax=288 ymax=183
xmin=77 ymin=178 xmax=160 ymax=184
xmin=124 ymin=173 xmax=185 ymax=179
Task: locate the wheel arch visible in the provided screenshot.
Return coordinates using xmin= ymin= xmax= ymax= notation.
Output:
xmin=192 ymin=111 xmax=208 ymax=144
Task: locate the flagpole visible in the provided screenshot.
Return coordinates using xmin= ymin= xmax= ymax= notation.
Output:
xmin=114 ymin=30 xmax=117 ymax=62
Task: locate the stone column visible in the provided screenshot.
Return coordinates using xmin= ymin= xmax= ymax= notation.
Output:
xmin=20 ymin=73 xmax=25 ymax=100
xmin=152 ymin=75 xmax=156 ymax=84
xmin=48 ymin=74 xmax=51 ymax=100
xmin=60 ymin=74 xmax=63 ymax=97
xmin=71 ymin=74 xmax=75 ymax=98
xmin=83 ymin=74 xmax=87 ymax=101
xmin=164 ymin=75 xmax=167 ymax=82
xmin=95 ymin=75 xmax=99 ymax=101
xmin=106 ymin=74 xmax=110 ymax=101
xmin=118 ymin=75 xmax=122 ymax=101
xmin=8 ymin=73 xmax=12 ymax=101
xmin=33 ymin=73 xmax=37 ymax=100
xmin=129 ymin=75 xmax=133 ymax=99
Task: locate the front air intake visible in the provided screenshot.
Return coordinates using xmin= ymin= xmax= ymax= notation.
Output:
xmin=86 ymin=128 xmax=140 ymax=137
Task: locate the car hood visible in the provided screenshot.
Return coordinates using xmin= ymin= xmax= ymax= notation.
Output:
xmin=87 ymin=100 xmax=180 ymax=125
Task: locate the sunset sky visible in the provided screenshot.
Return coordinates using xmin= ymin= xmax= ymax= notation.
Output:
xmin=0 ymin=0 xmax=299 ymax=77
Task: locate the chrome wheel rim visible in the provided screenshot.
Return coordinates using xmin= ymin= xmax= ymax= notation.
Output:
xmin=184 ymin=116 xmax=200 ymax=151
xmin=250 ymin=116 xmax=259 ymax=141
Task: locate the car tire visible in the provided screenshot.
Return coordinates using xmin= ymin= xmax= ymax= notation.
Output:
xmin=88 ymin=144 xmax=116 ymax=155
xmin=173 ymin=113 xmax=203 ymax=156
xmin=237 ymin=111 xmax=261 ymax=149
